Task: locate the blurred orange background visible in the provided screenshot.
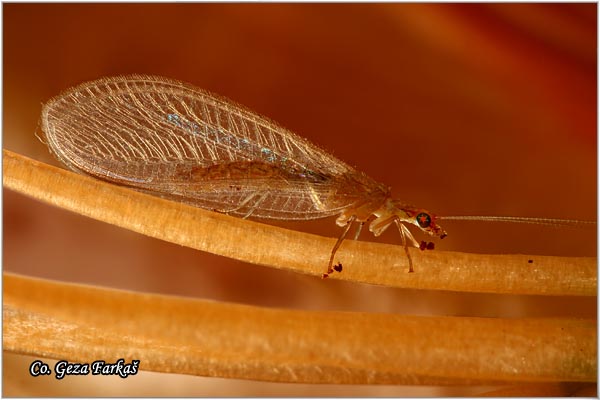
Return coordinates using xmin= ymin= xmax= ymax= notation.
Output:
xmin=3 ymin=3 xmax=596 ymax=396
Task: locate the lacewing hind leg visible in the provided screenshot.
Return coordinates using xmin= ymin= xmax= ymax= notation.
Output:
xmin=323 ymin=215 xmax=357 ymax=278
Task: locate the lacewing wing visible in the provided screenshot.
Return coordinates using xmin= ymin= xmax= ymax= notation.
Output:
xmin=40 ymin=75 xmax=593 ymax=277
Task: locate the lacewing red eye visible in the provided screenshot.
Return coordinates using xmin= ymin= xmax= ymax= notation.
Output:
xmin=416 ymin=213 xmax=431 ymax=228
xmin=40 ymin=75 xmax=594 ymax=278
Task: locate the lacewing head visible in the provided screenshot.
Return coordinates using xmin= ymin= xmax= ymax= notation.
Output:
xmin=369 ymin=199 xmax=447 ymax=239
xmin=407 ymin=207 xmax=447 ymax=239
xmin=413 ymin=210 xmax=446 ymax=238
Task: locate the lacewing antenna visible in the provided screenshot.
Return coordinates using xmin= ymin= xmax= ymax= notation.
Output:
xmin=439 ymin=216 xmax=596 ymax=228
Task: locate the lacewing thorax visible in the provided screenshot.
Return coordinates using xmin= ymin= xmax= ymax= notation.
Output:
xmin=40 ymin=75 xmax=595 ymax=278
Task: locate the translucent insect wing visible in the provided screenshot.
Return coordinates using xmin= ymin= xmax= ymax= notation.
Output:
xmin=40 ymin=75 xmax=387 ymax=220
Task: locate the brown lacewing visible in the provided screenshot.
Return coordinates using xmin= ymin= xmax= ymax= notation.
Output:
xmin=39 ymin=75 xmax=595 ymax=278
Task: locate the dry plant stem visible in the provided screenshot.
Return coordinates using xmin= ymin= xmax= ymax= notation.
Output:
xmin=3 ymin=150 xmax=596 ymax=295
xmin=3 ymin=273 xmax=597 ymax=385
